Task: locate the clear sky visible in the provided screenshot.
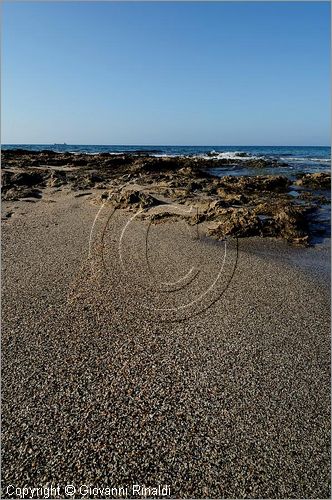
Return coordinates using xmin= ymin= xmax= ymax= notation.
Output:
xmin=2 ymin=1 xmax=330 ymax=146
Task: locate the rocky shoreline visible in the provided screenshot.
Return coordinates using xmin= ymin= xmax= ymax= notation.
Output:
xmin=2 ymin=150 xmax=331 ymax=498
xmin=2 ymin=149 xmax=331 ymax=245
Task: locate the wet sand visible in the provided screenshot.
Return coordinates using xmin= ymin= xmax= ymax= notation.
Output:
xmin=2 ymin=188 xmax=330 ymax=498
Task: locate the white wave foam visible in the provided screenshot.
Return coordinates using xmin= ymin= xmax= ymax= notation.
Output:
xmin=280 ymin=156 xmax=331 ymax=162
xmin=197 ymin=152 xmax=261 ymax=161
xmin=152 ymin=153 xmax=178 ymax=158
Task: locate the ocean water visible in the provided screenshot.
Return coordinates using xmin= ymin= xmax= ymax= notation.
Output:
xmin=2 ymin=144 xmax=330 ymax=178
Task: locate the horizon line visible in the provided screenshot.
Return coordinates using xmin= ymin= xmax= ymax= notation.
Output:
xmin=2 ymin=143 xmax=330 ymax=148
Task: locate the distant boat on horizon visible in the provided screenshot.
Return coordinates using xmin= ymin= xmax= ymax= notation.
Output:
xmin=53 ymin=142 xmax=67 ymax=145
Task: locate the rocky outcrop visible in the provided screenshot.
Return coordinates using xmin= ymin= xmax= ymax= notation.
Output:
xmin=207 ymin=209 xmax=262 ymax=238
xmin=47 ymin=171 xmax=67 ymax=188
xmin=2 ymin=170 xmax=49 ymax=199
xmin=217 ymin=175 xmax=291 ymax=193
xmin=3 ymin=186 xmax=43 ymax=201
xmin=295 ymin=172 xmax=331 ymax=189
xmin=2 ymin=150 xmax=329 ymax=245
xmin=206 ymin=204 xmax=310 ymax=245
xmin=106 ymin=187 xmax=161 ymax=210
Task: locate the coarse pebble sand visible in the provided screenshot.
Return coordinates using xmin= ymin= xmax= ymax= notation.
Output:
xmin=2 ymin=188 xmax=330 ymax=499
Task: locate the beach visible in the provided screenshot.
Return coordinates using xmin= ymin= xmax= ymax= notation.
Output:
xmin=2 ymin=170 xmax=330 ymax=498
xmin=2 ymin=0 xmax=330 ymax=495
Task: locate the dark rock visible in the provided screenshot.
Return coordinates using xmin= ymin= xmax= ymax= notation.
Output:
xmin=244 ymin=158 xmax=281 ymax=168
xmin=113 ymin=188 xmax=161 ymax=210
xmin=271 ymin=206 xmax=309 ymax=245
xmin=48 ymin=171 xmax=67 ymax=188
xmin=218 ymin=175 xmax=291 ymax=193
xmin=2 ymin=187 xmax=43 ymax=201
xmin=207 ymin=208 xmax=262 ymax=238
xmin=4 ymin=170 xmax=47 ymax=188
xmin=295 ymin=172 xmax=331 ymax=189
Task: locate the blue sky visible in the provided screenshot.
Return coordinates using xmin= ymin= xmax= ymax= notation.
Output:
xmin=2 ymin=2 xmax=330 ymax=145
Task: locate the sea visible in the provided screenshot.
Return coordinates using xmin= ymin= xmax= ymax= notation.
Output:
xmin=2 ymin=144 xmax=330 ymax=178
